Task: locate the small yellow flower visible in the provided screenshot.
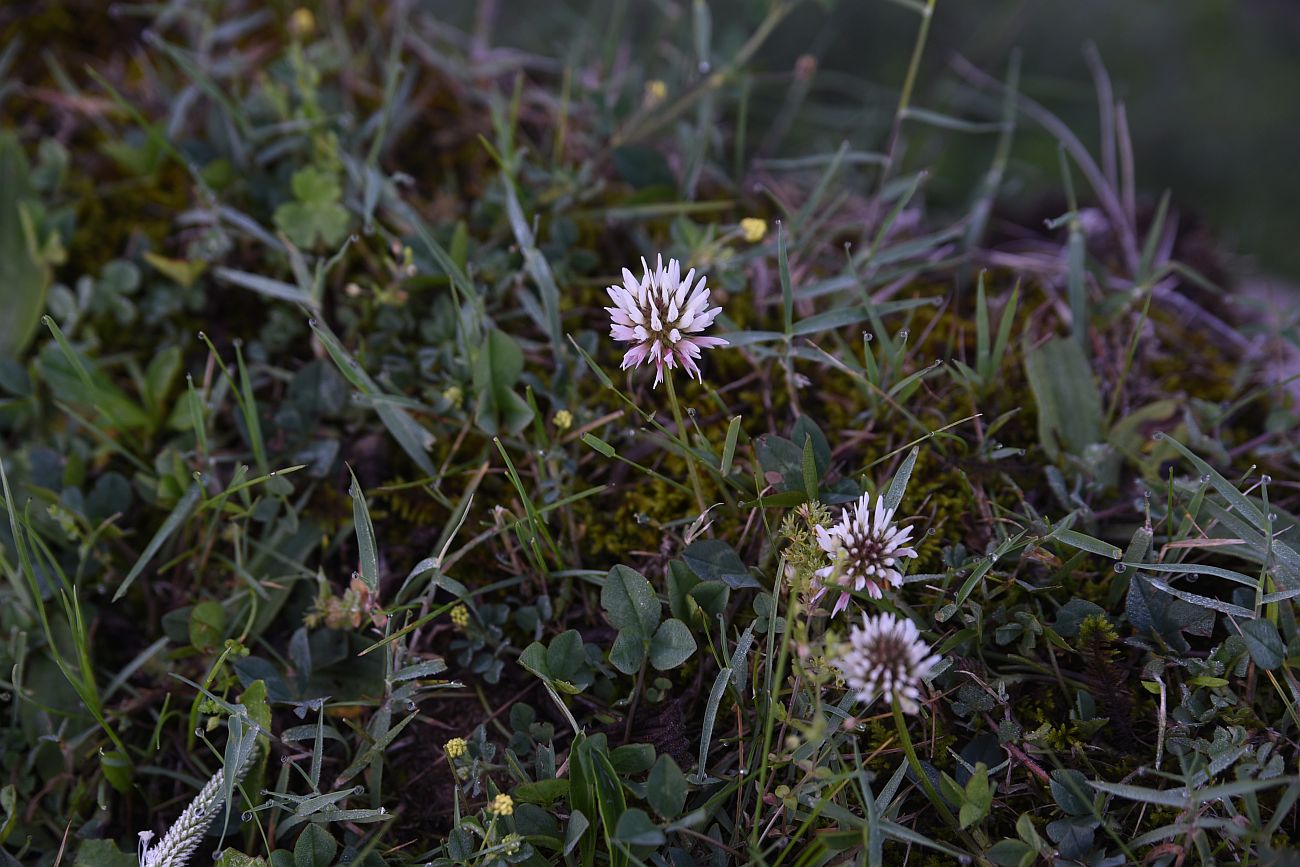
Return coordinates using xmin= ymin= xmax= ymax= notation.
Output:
xmin=553 ymin=409 xmax=573 ymax=431
xmin=444 ymin=737 xmax=468 ymax=759
xmin=740 ymin=218 xmax=767 ymax=243
xmin=488 ymin=793 xmax=514 ymax=817
xmin=644 ymin=80 xmax=667 ymax=106
xmin=502 ymin=834 xmax=522 ymax=855
xmin=450 ymin=604 xmax=470 ymax=629
xmin=288 ymin=8 xmax=316 ymax=38
xmin=442 ymin=385 xmax=464 ymax=408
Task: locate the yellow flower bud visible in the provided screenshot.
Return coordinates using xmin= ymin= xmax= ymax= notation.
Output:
xmin=644 ymin=80 xmax=667 ymax=106
xmin=740 ymin=218 xmax=767 ymax=243
xmin=450 ymin=604 xmax=470 ymax=628
xmin=289 ymin=8 xmax=315 ymax=38
xmin=488 ymin=793 xmax=514 ymax=817
xmin=444 ymin=737 xmax=468 ymax=759
xmin=553 ymin=409 xmax=573 ymax=431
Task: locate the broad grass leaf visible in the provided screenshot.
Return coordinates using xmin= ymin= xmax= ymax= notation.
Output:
xmin=473 ymin=328 xmax=534 ymax=435
xmin=1024 ymin=336 xmax=1101 ymax=459
xmin=348 ymin=469 xmax=379 ymax=592
xmin=0 ymin=132 xmax=50 ymax=360
xmin=114 ymin=481 xmax=203 ymax=601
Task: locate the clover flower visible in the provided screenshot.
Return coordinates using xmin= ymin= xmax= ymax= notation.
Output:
xmin=450 ymin=604 xmax=470 ymax=629
xmin=813 ymin=492 xmax=917 ymax=616
xmin=444 ymin=737 xmax=468 ymax=759
xmin=605 ymin=255 xmax=727 ymax=387
xmin=488 ymin=793 xmax=514 ymax=817
xmin=834 ymin=611 xmax=940 ymax=714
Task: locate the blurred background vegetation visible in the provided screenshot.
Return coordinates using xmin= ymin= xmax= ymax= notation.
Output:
xmin=474 ymin=0 xmax=1300 ymax=282
xmin=7 ymin=1 xmax=1297 ymax=279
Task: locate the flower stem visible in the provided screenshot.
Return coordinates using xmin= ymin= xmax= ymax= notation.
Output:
xmin=890 ymin=697 xmax=994 ymax=860
xmin=664 ymin=370 xmax=708 ymax=518
xmin=890 ymin=696 xmax=959 ymax=827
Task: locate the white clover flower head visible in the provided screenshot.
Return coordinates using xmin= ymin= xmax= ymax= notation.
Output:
xmin=605 ymin=254 xmax=727 ymax=387
xmin=813 ymin=491 xmax=917 ymax=616
xmin=834 ymin=611 xmax=940 ymax=714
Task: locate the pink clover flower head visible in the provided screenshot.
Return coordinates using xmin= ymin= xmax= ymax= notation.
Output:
xmin=605 ymin=254 xmax=727 ymax=387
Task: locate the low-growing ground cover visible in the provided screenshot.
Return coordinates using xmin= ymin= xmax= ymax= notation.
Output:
xmin=1 ymin=3 xmax=1299 ymax=866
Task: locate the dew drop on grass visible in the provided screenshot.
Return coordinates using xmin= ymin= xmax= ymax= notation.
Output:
xmin=1261 ymin=474 xmax=1272 ymax=484
xmin=1114 ymin=563 xmax=1126 ymax=573
xmin=1200 ymin=474 xmax=1211 ymax=484
xmin=687 ymin=406 xmax=697 ymax=418
xmin=354 ymin=785 xmax=366 ymax=795
xmin=898 ymin=329 xmax=910 ymax=341
xmin=1269 ymin=513 xmax=1278 ymax=521
xmin=864 ymin=332 xmax=874 ymax=342
xmin=281 ymin=755 xmax=291 ymax=765
xmin=698 ymin=61 xmax=711 ymax=74
xmin=241 ymin=811 xmax=254 ymax=821
xmin=1152 ymin=431 xmax=1165 ymax=440
xmin=308 ymin=318 xmax=318 ymax=327
xmin=194 ymin=727 xmax=203 ymax=737
xmin=406 ymin=700 xmax=417 ymax=711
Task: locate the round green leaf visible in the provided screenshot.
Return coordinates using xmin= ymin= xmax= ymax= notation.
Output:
xmin=609 ymin=629 xmax=646 ymax=675
xmin=649 ymin=618 xmax=697 ymax=671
